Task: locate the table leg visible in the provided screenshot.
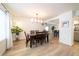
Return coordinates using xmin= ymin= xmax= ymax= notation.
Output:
xmin=47 ymin=34 xmax=49 ymax=43
xmin=30 ymin=39 xmax=32 ymax=48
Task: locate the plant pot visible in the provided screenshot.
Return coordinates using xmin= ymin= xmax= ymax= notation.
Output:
xmin=16 ymin=33 xmax=19 ymax=35
xmin=12 ymin=33 xmax=16 ymax=41
xmin=16 ymin=36 xmax=19 ymax=41
xmin=16 ymin=33 xmax=19 ymax=41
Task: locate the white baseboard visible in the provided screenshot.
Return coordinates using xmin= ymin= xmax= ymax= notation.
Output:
xmin=59 ymin=39 xmax=73 ymax=46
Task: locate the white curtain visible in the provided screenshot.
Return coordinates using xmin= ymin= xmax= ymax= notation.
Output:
xmin=0 ymin=9 xmax=6 ymax=41
xmin=0 ymin=9 xmax=13 ymax=49
xmin=5 ymin=12 xmax=13 ymax=49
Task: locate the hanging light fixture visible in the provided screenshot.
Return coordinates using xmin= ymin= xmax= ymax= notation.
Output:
xmin=31 ymin=12 xmax=43 ymax=23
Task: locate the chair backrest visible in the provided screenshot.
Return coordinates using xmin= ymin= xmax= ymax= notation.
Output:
xmin=24 ymin=31 xmax=30 ymax=40
xmin=30 ymin=30 xmax=35 ymax=34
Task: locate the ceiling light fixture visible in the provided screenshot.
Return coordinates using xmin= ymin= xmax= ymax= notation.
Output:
xmin=31 ymin=12 xmax=43 ymax=23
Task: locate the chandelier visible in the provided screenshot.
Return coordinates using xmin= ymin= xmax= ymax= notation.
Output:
xmin=31 ymin=13 xmax=43 ymax=23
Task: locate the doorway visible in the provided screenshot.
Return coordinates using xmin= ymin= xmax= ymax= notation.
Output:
xmin=47 ymin=19 xmax=59 ymax=42
xmin=74 ymin=17 xmax=79 ymax=43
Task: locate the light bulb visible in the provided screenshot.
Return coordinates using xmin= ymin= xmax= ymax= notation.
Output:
xmin=31 ymin=18 xmax=34 ymax=22
xmin=34 ymin=19 xmax=37 ymax=22
xmin=40 ymin=20 xmax=43 ymax=23
xmin=37 ymin=20 xmax=40 ymax=23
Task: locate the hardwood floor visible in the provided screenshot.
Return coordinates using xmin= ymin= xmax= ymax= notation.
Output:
xmin=3 ymin=38 xmax=79 ymax=56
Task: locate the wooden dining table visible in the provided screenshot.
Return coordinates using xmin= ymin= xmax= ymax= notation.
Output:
xmin=29 ymin=32 xmax=49 ymax=48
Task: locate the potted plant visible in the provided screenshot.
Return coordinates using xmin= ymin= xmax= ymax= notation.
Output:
xmin=11 ymin=26 xmax=23 ymax=41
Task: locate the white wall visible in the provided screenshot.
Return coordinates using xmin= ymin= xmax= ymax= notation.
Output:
xmin=59 ymin=11 xmax=74 ymax=46
xmin=74 ymin=10 xmax=79 ymax=16
xmin=12 ymin=16 xmax=44 ymax=39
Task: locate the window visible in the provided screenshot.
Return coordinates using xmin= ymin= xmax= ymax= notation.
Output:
xmin=45 ymin=26 xmax=49 ymax=31
xmin=0 ymin=9 xmax=6 ymax=41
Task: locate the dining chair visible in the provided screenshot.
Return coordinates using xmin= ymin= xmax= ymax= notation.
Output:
xmin=24 ymin=31 xmax=30 ymax=47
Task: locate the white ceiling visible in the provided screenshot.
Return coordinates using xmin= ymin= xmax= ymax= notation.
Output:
xmin=4 ymin=3 xmax=79 ymax=20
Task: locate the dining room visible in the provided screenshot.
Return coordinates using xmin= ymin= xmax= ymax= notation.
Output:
xmin=1 ymin=3 xmax=79 ymax=56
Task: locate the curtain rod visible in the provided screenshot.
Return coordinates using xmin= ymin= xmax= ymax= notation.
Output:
xmin=1 ymin=3 xmax=14 ymax=16
xmin=1 ymin=3 xmax=9 ymax=13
